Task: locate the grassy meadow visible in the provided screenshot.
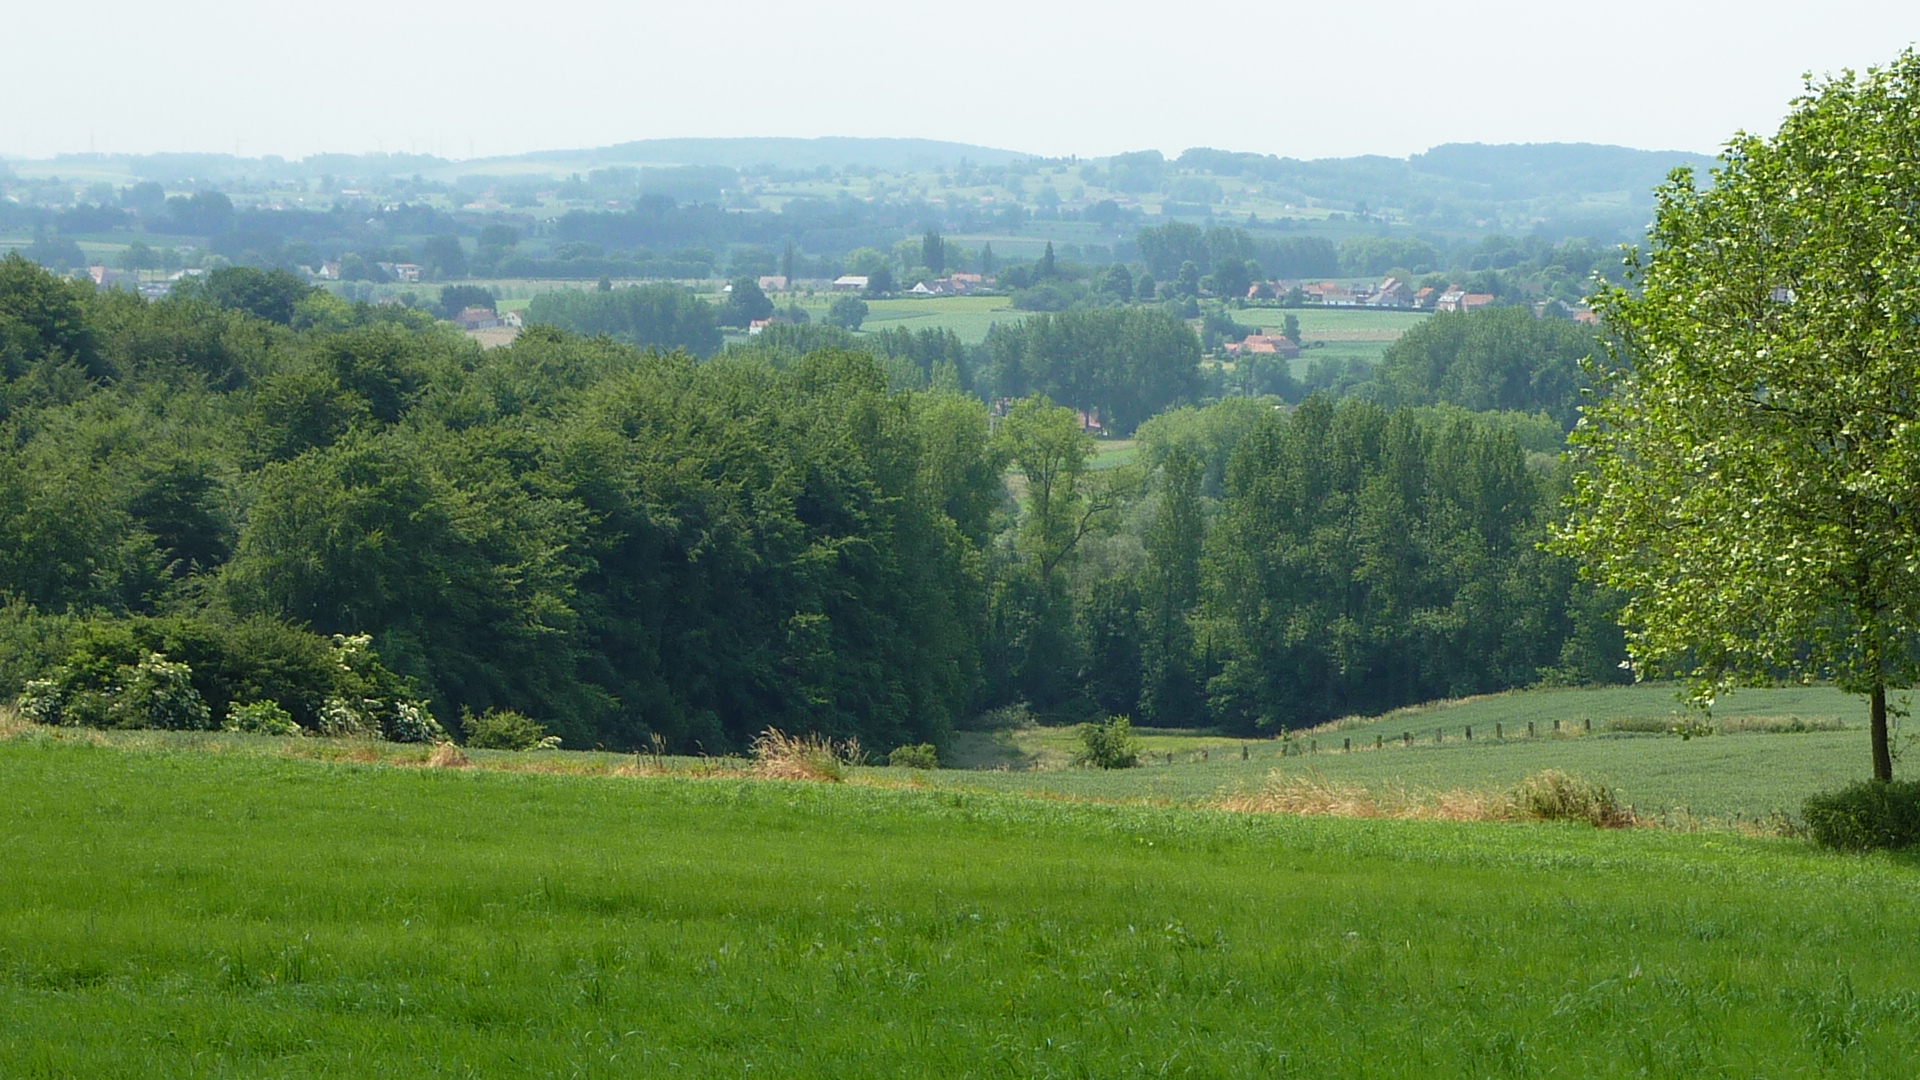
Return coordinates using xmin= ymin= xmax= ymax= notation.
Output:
xmin=5 ymin=728 xmax=1920 ymax=1077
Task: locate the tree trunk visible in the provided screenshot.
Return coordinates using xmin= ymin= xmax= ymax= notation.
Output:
xmin=1871 ymin=683 xmax=1893 ymax=783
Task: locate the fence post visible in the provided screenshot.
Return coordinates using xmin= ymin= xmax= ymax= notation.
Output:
xmin=1310 ymin=740 xmax=1317 ymax=755
xmin=1344 ymin=737 xmax=1351 ymax=753
xmin=1496 ymin=722 xmax=1503 ymax=739
xmin=1403 ymin=731 xmax=1412 ymax=746
xmin=1242 ymin=744 xmax=1249 ymax=760
xmin=1465 ymin=726 xmax=1472 ymax=741
xmin=1528 ymin=721 xmax=1536 ymax=738
xmin=1434 ymin=729 xmax=1442 ymax=744
xmin=1375 ymin=735 xmax=1383 ymax=750
xmin=1585 ymin=718 xmax=1592 ymax=733
xmin=1553 ymin=719 xmax=1561 ymax=733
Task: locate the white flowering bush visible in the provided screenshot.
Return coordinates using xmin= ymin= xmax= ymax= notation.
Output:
xmin=17 ymin=678 xmax=65 ymax=726
xmin=317 ymin=697 xmax=376 ymax=737
xmin=384 ymin=699 xmax=447 ymax=744
xmin=225 ymin=700 xmax=301 ymax=736
xmin=123 ymin=653 xmax=213 ymax=731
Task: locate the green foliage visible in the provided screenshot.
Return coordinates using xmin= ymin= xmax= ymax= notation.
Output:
xmin=1554 ymin=51 xmax=1920 ymax=782
xmin=983 ymin=307 xmax=1201 ymax=434
xmin=1375 ymin=306 xmax=1594 ymax=427
xmin=437 ymin=284 xmax=496 ymax=319
xmin=464 ymin=708 xmax=555 ymax=751
xmin=173 ymin=267 xmax=317 ymax=326
xmin=888 ymin=742 xmax=939 ymax=769
xmin=721 ymin=276 xmax=773 ymax=327
xmin=524 ymin=284 xmax=721 ymax=355
xmin=1073 ymin=714 xmax=1140 ymax=768
xmin=827 ymin=294 xmax=868 ymax=330
xmin=224 ymin=700 xmax=300 ymax=736
xmin=1204 ymin=396 xmax=1602 ymax=732
xmin=1804 ymin=780 xmax=1920 ymax=851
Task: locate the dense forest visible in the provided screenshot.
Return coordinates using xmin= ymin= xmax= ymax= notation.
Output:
xmin=0 ymin=255 xmax=1623 ymax=754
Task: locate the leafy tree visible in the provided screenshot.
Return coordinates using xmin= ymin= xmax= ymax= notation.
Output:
xmin=420 ymin=235 xmax=468 ymax=279
xmin=722 ymin=276 xmax=774 ymax=327
xmin=922 ymin=230 xmax=946 ymax=276
xmin=438 ymin=284 xmax=496 ymax=319
xmin=174 ymin=267 xmax=316 ymax=326
xmin=1139 ymin=447 xmax=1204 ymax=724
xmin=1553 ymin=53 xmax=1920 ymax=781
xmin=525 ymin=284 xmax=721 ymax=356
xmin=1375 ymin=306 xmax=1594 ymax=428
xmin=1 ymin=253 xmax=104 ymax=378
xmin=478 ymin=224 xmax=520 ymax=250
xmin=827 ymin=295 xmax=869 ymax=331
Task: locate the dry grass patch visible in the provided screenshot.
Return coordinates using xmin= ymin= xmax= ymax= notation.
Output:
xmin=1219 ymin=769 xmax=1637 ymax=828
xmin=426 ymin=743 xmax=470 ymax=768
xmin=751 ymin=729 xmax=862 ymax=782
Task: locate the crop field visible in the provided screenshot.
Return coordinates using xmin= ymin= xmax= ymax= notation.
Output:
xmin=940 ymin=683 xmax=1886 ymax=821
xmin=5 ymin=730 xmax=1920 ymax=1078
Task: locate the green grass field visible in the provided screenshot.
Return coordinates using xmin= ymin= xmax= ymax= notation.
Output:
xmin=5 ymin=732 xmax=1920 ymax=1077
xmin=940 ymin=684 xmax=1889 ymax=821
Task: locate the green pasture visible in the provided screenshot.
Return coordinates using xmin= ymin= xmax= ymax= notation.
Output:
xmin=939 ymin=684 xmax=1888 ymax=821
xmin=789 ymin=294 xmax=1021 ymax=345
xmin=5 ymin=735 xmax=1920 ymax=1078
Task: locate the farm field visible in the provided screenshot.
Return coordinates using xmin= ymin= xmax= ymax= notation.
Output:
xmin=940 ymin=683 xmax=1886 ymax=822
xmin=788 ymin=294 xmax=1020 ymax=345
xmin=5 ymin=733 xmax=1920 ymax=1078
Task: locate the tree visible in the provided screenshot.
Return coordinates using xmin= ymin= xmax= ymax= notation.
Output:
xmin=176 ymin=267 xmax=316 ymax=326
xmin=438 ymin=284 xmax=496 ymax=320
xmin=1139 ymin=447 xmax=1204 ymax=723
xmin=420 ymin=235 xmax=468 ymax=280
xmin=922 ymin=230 xmax=946 ymax=276
xmin=981 ymin=243 xmax=996 ymax=275
xmin=827 ymin=295 xmax=868 ymax=331
xmin=722 ymin=276 xmax=774 ymax=327
xmin=1553 ymin=52 xmax=1920 ymax=782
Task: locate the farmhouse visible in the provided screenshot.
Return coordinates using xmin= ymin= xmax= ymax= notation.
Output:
xmin=832 ymin=275 xmax=869 ymax=291
xmin=757 ymin=275 xmax=789 ymax=292
xmin=1223 ymin=333 xmax=1301 ymax=359
xmin=453 ymin=306 xmax=500 ymax=330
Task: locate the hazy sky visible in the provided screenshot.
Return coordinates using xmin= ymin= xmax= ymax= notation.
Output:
xmin=9 ymin=1 xmax=1920 ymax=162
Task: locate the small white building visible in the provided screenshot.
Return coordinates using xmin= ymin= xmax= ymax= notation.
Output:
xmin=832 ymin=275 xmax=869 ymax=291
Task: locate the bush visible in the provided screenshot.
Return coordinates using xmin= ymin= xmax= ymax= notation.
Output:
xmin=1074 ymin=715 xmax=1140 ymax=769
xmin=225 ymin=700 xmax=300 ymax=736
xmin=1512 ymin=770 xmax=1632 ymax=827
xmin=463 ymin=708 xmax=555 ymax=751
xmin=1804 ymin=780 xmax=1920 ymax=851
xmin=889 ymin=743 xmax=939 ymax=769
xmin=121 ymin=653 xmax=213 ymax=730
xmin=383 ymin=699 xmax=447 ymax=744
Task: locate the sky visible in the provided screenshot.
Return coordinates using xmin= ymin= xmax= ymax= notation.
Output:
xmin=8 ymin=1 xmax=1920 ymax=163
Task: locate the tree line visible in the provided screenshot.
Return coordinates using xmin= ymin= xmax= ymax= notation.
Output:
xmin=0 ymin=255 xmax=1622 ymax=755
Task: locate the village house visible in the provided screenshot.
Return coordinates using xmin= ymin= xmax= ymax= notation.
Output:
xmin=453 ymin=306 xmax=500 ymax=331
xmin=757 ymin=275 xmax=789 ymax=292
xmin=1223 ymin=333 xmax=1301 ymax=359
xmin=748 ymin=318 xmax=773 ymax=335
xmin=831 ymin=275 xmax=869 ymax=291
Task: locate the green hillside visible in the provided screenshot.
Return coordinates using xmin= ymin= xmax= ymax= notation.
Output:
xmin=5 ymin=734 xmax=1919 ymax=1078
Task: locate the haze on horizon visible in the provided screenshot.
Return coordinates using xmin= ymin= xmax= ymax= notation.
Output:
xmin=9 ymin=0 xmax=1920 ymax=164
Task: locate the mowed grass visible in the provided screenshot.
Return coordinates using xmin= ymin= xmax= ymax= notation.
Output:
xmin=5 ymin=737 xmax=1920 ymax=1077
xmin=938 ymin=684 xmax=1886 ymax=821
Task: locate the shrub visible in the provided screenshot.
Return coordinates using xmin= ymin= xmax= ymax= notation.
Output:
xmin=121 ymin=653 xmax=213 ymax=731
xmin=1074 ymin=715 xmax=1140 ymax=769
xmin=383 ymin=699 xmax=447 ymax=744
xmin=225 ymin=700 xmax=300 ymax=736
xmin=17 ymin=678 xmax=63 ymax=726
xmin=317 ymin=697 xmax=376 ymax=738
xmin=1804 ymin=780 xmax=1920 ymax=851
xmin=464 ymin=709 xmax=554 ymax=751
xmin=889 ymin=743 xmax=939 ymax=769
xmin=1512 ymin=770 xmax=1632 ymax=827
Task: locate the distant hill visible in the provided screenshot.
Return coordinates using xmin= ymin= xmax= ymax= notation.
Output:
xmin=1406 ymin=142 xmax=1717 ymax=200
xmin=489 ymin=137 xmax=1032 ymax=172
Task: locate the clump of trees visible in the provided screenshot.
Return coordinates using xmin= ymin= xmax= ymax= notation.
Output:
xmin=0 ymin=252 xmax=1626 ymax=754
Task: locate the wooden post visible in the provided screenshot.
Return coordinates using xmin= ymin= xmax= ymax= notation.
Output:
xmin=1242 ymin=744 xmax=1249 ymax=761
xmin=1496 ymin=722 xmax=1503 ymax=739
xmin=1584 ymin=718 xmax=1592 ymax=733
xmin=1465 ymin=726 xmax=1472 ymax=741
xmin=1344 ymin=737 xmax=1351 ymax=753
xmin=1403 ymin=731 xmax=1412 ymax=746
xmin=1375 ymin=735 xmax=1383 ymax=750
xmin=1553 ymin=719 xmax=1561 ymax=733
xmin=1434 ymin=728 xmax=1442 ymax=744
xmin=1310 ymin=739 xmax=1317 ymax=755
xmin=1528 ymin=721 xmax=1535 ymax=738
